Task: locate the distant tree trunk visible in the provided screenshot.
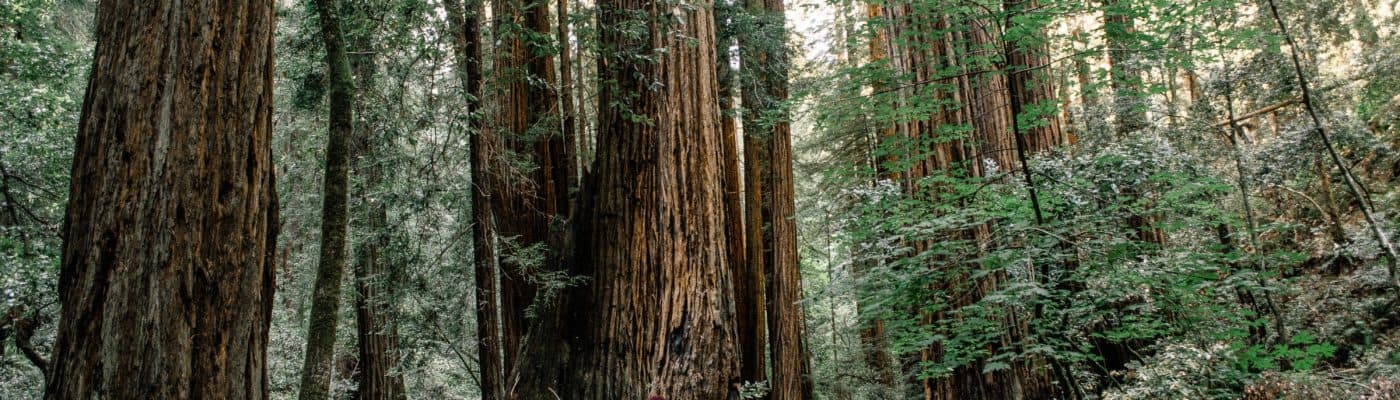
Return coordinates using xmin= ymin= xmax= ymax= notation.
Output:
xmin=559 ymin=0 xmax=582 ymax=185
xmin=1101 ymin=0 xmax=1165 ymax=246
xmin=860 ymin=2 xmax=898 ymax=393
xmin=716 ymin=2 xmax=766 ymax=386
xmin=965 ymin=22 xmax=1016 ymax=171
xmin=443 ymin=0 xmax=505 ymax=398
xmin=559 ymin=0 xmax=742 ymax=396
xmin=298 ymin=0 xmax=357 ymax=398
xmin=351 ymin=206 xmax=406 ymax=400
xmin=868 ymin=1 xmax=1059 ymax=398
xmin=1003 ymin=0 xmax=1067 ymax=153
xmin=490 ymin=0 xmax=568 ymax=380
xmin=347 ymin=19 xmax=406 ymax=400
xmin=44 ymin=0 xmax=278 ymax=398
xmin=741 ymin=72 xmax=773 ymax=395
xmin=739 ymin=0 xmax=815 ymax=397
xmin=1102 ymin=0 xmax=1146 ymax=137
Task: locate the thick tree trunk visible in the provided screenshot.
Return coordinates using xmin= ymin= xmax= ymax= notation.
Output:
xmin=559 ymin=0 xmax=742 ymax=396
xmin=298 ymin=0 xmax=357 ymax=397
xmin=444 ymin=0 xmax=506 ymax=398
xmin=45 ymin=0 xmax=278 ymax=398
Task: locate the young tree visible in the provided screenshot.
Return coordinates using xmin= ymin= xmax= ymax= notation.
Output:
xmin=44 ymin=0 xmax=279 ymax=398
xmin=297 ymin=0 xmax=357 ymax=398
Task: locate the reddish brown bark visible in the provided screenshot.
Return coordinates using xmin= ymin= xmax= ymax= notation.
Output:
xmin=716 ymin=7 xmax=766 ymax=385
xmin=738 ymin=0 xmax=814 ymax=397
xmin=444 ymin=0 xmax=505 ymax=398
xmin=868 ymin=2 xmax=1059 ymax=398
xmin=859 ymin=3 xmax=898 ymax=391
xmin=560 ymin=0 xmax=741 ymax=396
xmin=489 ymin=0 xmax=569 ymax=378
xmin=45 ymin=0 xmax=278 ymax=398
xmin=1003 ymin=0 xmax=1068 ymax=154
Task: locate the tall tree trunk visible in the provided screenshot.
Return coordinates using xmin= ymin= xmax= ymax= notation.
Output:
xmin=742 ymin=107 xmax=773 ymax=390
xmin=351 ymin=206 xmax=406 ymax=400
xmin=45 ymin=0 xmax=278 ymax=398
xmin=1003 ymin=0 xmax=1067 ymax=153
xmin=739 ymin=0 xmax=814 ymax=397
xmin=298 ymin=0 xmax=357 ymax=398
xmin=490 ymin=0 xmax=569 ymax=381
xmin=347 ymin=18 xmax=407 ymax=400
xmin=868 ymin=2 xmax=1060 ymax=398
xmin=1101 ymin=0 xmax=1164 ymax=246
xmin=1102 ymin=0 xmax=1146 ymax=136
xmin=559 ymin=0 xmax=581 ymax=185
xmin=560 ymin=0 xmax=742 ymax=396
xmin=860 ymin=2 xmax=898 ymax=393
xmin=716 ymin=1 xmax=766 ymax=386
xmin=443 ymin=0 xmax=505 ymax=398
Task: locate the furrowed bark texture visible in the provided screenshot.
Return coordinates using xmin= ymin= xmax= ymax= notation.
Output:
xmin=741 ymin=82 xmax=773 ymax=392
xmin=444 ymin=0 xmax=505 ymax=398
xmin=1003 ymin=0 xmax=1068 ymax=153
xmin=562 ymin=0 xmax=742 ymax=396
xmin=489 ymin=0 xmax=568 ymax=379
xmin=739 ymin=0 xmax=814 ymax=397
xmin=45 ymin=0 xmax=278 ymax=398
xmin=715 ymin=3 xmax=766 ymax=385
xmin=298 ymin=0 xmax=357 ymax=397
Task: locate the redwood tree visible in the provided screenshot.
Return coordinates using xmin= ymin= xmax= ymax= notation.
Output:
xmin=559 ymin=0 xmax=742 ymax=396
xmin=486 ymin=0 xmax=570 ymax=387
xmin=347 ymin=9 xmax=406 ymax=398
xmin=443 ymin=0 xmax=505 ymax=398
xmin=739 ymin=0 xmax=815 ymax=397
xmin=45 ymin=0 xmax=278 ymax=398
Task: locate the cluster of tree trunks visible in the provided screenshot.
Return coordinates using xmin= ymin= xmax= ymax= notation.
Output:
xmin=49 ymin=0 xmax=815 ymax=397
xmin=449 ymin=0 xmax=815 ymax=397
xmin=861 ymin=0 xmax=1070 ymax=398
